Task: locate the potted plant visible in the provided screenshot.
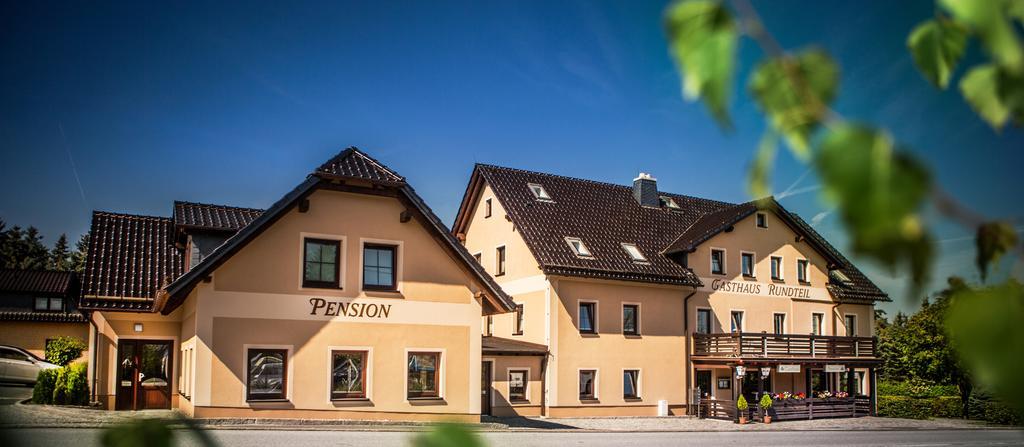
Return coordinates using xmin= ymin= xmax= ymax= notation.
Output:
xmin=737 ymin=395 xmax=749 ymax=424
xmin=760 ymin=393 xmax=774 ymax=424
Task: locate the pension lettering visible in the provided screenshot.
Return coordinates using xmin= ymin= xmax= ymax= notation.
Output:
xmin=308 ymin=298 xmax=392 ymax=319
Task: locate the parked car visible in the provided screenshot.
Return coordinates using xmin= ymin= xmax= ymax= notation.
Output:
xmin=0 ymin=345 xmax=58 ymax=385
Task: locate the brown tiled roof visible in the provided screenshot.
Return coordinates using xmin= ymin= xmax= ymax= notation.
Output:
xmin=0 ymin=269 xmax=76 ymax=296
xmin=458 ymin=165 xmax=733 ymax=286
xmin=173 ymin=201 xmax=263 ymax=232
xmin=80 ymin=211 xmax=183 ymax=311
xmin=0 ymin=310 xmax=86 ymax=323
xmin=482 ymin=336 xmax=548 ymax=355
xmin=456 ymin=164 xmax=888 ymax=302
xmin=314 ymin=147 xmax=405 ymax=184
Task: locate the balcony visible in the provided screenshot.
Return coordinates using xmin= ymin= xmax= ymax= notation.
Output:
xmin=692 ymin=332 xmax=877 ymax=361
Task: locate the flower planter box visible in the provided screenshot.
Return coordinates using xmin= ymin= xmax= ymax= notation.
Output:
xmin=762 ymin=397 xmax=870 ymax=421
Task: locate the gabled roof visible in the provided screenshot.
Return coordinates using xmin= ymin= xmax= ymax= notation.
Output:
xmin=0 ymin=310 xmax=86 ymax=323
xmin=0 ymin=269 xmax=77 ymax=296
xmin=453 ymin=164 xmax=888 ymax=303
xmin=173 ymin=201 xmax=263 ymax=232
xmin=454 ymin=165 xmax=733 ymax=286
xmin=80 ymin=211 xmax=183 ymax=311
xmin=157 ymin=147 xmax=515 ymax=315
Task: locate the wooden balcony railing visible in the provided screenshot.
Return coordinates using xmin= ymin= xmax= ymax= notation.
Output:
xmin=692 ymin=332 xmax=877 ymax=359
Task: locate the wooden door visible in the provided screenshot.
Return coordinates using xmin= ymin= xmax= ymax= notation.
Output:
xmin=481 ymin=361 xmax=492 ymax=415
xmin=115 ymin=340 xmax=173 ymax=410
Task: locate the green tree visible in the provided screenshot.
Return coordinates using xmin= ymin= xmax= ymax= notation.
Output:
xmin=0 ymin=223 xmax=50 ymax=270
xmin=665 ymin=0 xmax=1024 ymax=418
xmin=49 ymin=233 xmax=72 ymax=271
xmin=70 ymin=232 xmax=89 ymax=273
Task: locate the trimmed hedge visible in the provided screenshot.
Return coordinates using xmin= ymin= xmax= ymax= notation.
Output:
xmin=877 ymin=396 xmax=963 ymax=419
xmin=44 ymin=336 xmax=86 ymax=367
xmin=32 ymin=368 xmax=59 ymax=404
xmin=877 ymin=380 xmax=959 ymax=398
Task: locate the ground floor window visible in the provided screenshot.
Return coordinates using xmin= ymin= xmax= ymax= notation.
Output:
xmin=407 ymin=352 xmax=440 ymax=398
xmin=508 ymin=369 xmax=528 ymax=402
xmin=247 ymin=349 xmax=287 ymax=401
xmin=579 ymin=369 xmax=597 ymax=400
xmin=331 ymin=351 xmax=367 ymax=399
xmin=623 ymin=369 xmax=639 ymax=399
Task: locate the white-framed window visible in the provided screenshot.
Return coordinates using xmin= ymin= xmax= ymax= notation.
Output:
xmin=328 ymin=346 xmax=373 ymax=401
xmin=621 ymin=243 xmax=647 ymax=262
xmin=579 ymin=369 xmax=598 ymax=400
xmin=812 ymin=312 xmax=825 ymax=336
xmin=845 ymin=314 xmax=857 ymax=337
xmin=578 ymin=300 xmax=598 ymax=334
xmin=710 ymin=248 xmax=726 ymax=275
xmin=299 ymin=233 xmax=347 ymax=291
xmin=34 ymin=297 xmax=62 ymax=312
xmin=773 ymin=313 xmax=786 ymax=335
xmin=771 ymin=256 xmax=783 ymax=280
xmin=243 ymin=344 xmax=293 ymax=403
xmin=484 ymin=198 xmax=492 ymax=218
xmin=797 ymin=259 xmax=809 ymax=283
xmin=660 ymin=196 xmax=681 ymax=209
xmin=696 ymin=308 xmax=712 ymax=334
xmin=406 ymin=348 xmax=444 ymax=400
xmin=741 ymin=252 xmax=755 ymax=277
xmin=565 ymin=237 xmax=593 ymax=257
xmin=622 ymin=302 xmax=640 ymax=335
xmin=508 ymin=368 xmax=530 ymax=402
xmin=756 ymin=212 xmax=767 ymax=228
xmin=623 ymin=369 xmax=641 ymax=399
xmin=527 ymin=183 xmax=552 ymax=201
xmin=495 ymin=245 xmax=506 ymax=276
xmin=730 ymin=310 xmax=744 ymax=333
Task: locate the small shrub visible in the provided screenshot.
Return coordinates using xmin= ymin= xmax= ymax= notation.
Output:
xmin=51 ymin=363 xmax=89 ymax=406
xmin=32 ymin=368 xmax=59 ymax=404
xmin=969 ymin=393 xmax=1022 ymax=425
xmin=45 ymin=336 xmax=86 ymax=367
xmin=52 ymin=366 xmax=69 ymax=404
xmin=737 ymin=395 xmax=748 ymax=411
xmin=759 ymin=393 xmax=773 ymax=410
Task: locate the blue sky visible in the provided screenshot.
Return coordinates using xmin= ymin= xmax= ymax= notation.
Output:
xmin=1 ymin=0 xmax=1022 ymax=316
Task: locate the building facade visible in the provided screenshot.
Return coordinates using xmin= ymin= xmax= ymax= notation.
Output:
xmin=452 ymin=165 xmax=887 ymax=418
xmin=79 ymin=149 xmax=514 ymax=421
xmin=0 ymin=269 xmax=87 ymax=361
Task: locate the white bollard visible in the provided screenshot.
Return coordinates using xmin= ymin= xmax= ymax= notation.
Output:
xmin=657 ymin=399 xmax=669 ymax=416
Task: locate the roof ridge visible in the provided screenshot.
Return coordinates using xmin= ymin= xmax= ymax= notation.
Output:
xmin=348 ymin=147 xmax=405 ymax=182
xmin=476 ymin=163 xmax=736 ymax=207
xmin=313 ymin=146 xmax=406 ymax=183
xmin=173 ymin=200 xmax=265 ymax=212
xmin=92 ymin=210 xmax=171 ymax=221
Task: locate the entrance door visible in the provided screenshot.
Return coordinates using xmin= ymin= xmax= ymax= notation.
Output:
xmin=481 ymin=361 xmax=492 ymax=415
xmin=695 ymin=370 xmax=713 ymax=399
xmin=742 ymin=370 xmax=771 ymax=403
xmin=116 ymin=340 xmax=173 ymax=410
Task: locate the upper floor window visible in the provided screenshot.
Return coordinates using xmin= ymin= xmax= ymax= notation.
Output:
xmin=513 ymin=304 xmax=524 ymax=336
xmin=774 ymin=313 xmax=786 ymax=335
xmin=771 ymin=256 xmax=783 ymax=280
xmin=363 ymin=244 xmax=397 ymax=291
xmin=579 ymin=302 xmax=597 ymax=334
xmin=621 ymin=243 xmax=647 ymax=262
xmin=34 ymin=297 xmax=63 ymax=312
xmin=797 ymin=259 xmax=809 ymax=283
xmin=484 ymin=198 xmax=492 ymax=218
xmin=710 ymin=249 xmax=725 ymax=275
xmin=566 ymin=237 xmax=593 ymax=257
xmin=812 ymin=312 xmax=824 ymax=336
xmin=303 ymin=238 xmax=340 ymax=289
xmin=741 ymin=252 xmax=755 ymax=277
xmin=622 ymin=304 xmax=639 ymax=336
xmin=696 ymin=309 xmax=712 ymax=334
xmin=527 ymin=183 xmax=552 ymax=201
xmin=495 ymin=246 xmax=506 ymax=276
xmin=660 ymin=196 xmax=681 ymax=210
xmin=484 ymin=315 xmax=494 ymax=336
xmin=845 ymin=315 xmax=857 ymax=337
xmin=730 ymin=310 xmax=744 ymax=332
xmin=756 ymin=213 xmax=767 ymax=228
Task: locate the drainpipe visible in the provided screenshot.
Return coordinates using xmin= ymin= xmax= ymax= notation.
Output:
xmin=87 ymin=312 xmax=99 ymax=404
xmin=682 ymin=289 xmax=697 ymax=415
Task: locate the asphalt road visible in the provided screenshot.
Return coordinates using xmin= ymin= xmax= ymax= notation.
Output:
xmin=0 ymin=384 xmax=32 ymax=405
xmin=2 ymin=428 xmax=1023 ymax=447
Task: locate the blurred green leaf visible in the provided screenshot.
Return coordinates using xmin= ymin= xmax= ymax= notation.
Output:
xmin=747 ymin=132 xmax=777 ymax=198
xmin=960 ymin=64 xmax=1012 ymax=129
xmin=748 ymin=49 xmax=838 ymax=159
xmin=907 ymin=18 xmax=968 ymax=89
xmin=101 ymin=419 xmax=175 ymax=447
xmin=940 ymin=0 xmax=1023 ymax=73
xmin=946 ymin=280 xmax=1024 ymax=419
xmin=413 ymin=423 xmax=484 ymax=447
xmin=996 ymin=68 xmax=1024 ymax=126
xmin=815 ymin=124 xmax=934 ymax=291
xmin=976 ymin=222 xmax=1019 ymax=281
xmin=665 ymin=0 xmax=738 ymax=128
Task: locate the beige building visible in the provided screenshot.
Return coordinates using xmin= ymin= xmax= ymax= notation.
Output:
xmin=0 ymin=269 xmax=87 ymax=363
xmin=79 ymin=149 xmax=514 ymax=422
xmin=453 ymin=166 xmax=887 ymax=419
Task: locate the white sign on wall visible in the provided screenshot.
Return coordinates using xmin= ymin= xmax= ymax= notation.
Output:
xmin=777 ymin=365 xmax=801 ymax=373
xmin=825 ymin=364 xmax=847 ymax=373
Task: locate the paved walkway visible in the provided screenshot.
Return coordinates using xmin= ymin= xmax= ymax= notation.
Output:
xmin=0 ymin=401 xmax=1008 ymax=432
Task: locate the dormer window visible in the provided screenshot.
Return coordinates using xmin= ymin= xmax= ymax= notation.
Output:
xmin=528 ymin=183 xmax=552 ymax=201
xmin=621 ymin=243 xmax=647 ymax=262
xmin=660 ymin=196 xmax=681 ymax=210
xmin=565 ymin=237 xmax=593 ymax=257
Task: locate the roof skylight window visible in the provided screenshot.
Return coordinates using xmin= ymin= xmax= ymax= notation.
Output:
xmin=528 ymin=183 xmax=553 ymax=201
xmin=660 ymin=196 xmax=681 ymax=209
xmin=829 ymin=270 xmax=852 ymax=285
xmin=565 ymin=237 xmax=593 ymax=257
xmin=621 ymin=243 xmax=647 ymax=262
